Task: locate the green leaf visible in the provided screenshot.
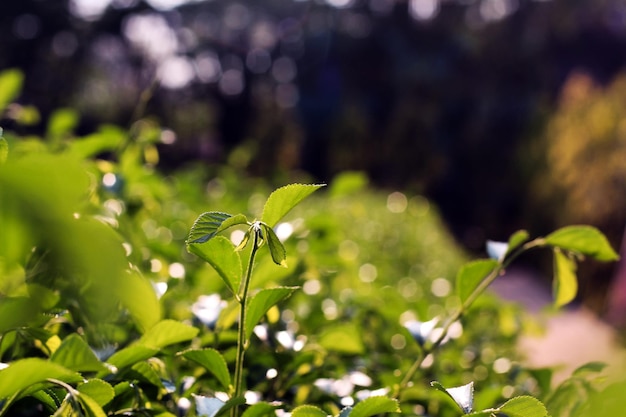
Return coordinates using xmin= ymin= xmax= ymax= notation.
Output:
xmin=456 ymin=260 xmax=499 ymax=304
xmin=188 ymin=212 xmax=248 ymax=244
xmin=318 ymin=323 xmax=365 ymax=355
xmin=0 ymin=358 xmax=82 ymax=400
xmin=188 ymin=236 xmax=242 ymax=295
xmin=507 ymin=230 xmax=530 ymax=254
xmin=77 ymin=379 xmax=115 ymax=407
xmin=348 ymin=396 xmax=400 ymax=417
xmin=545 ymin=226 xmax=619 ymax=262
xmin=129 ymin=361 xmax=163 ymax=387
xmin=553 ymin=249 xmax=578 ymax=307
xmin=116 ymin=270 xmax=162 ymax=333
xmin=103 ymin=345 xmax=159 ymax=374
xmin=241 ymin=402 xmax=277 ymax=417
xmin=246 ymin=287 xmax=298 ymax=340
xmin=261 ymin=184 xmax=325 ymax=227
xmin=50 ymin=334 xmax=108 ymax=373
xmin=180 ymin=348 xmax=231 ymax=391
xmin=498 ymin=396 xmax=548 ymax=417
xmin=67 ymin=125 xmax=126 ymax=159
xmin=0 ymin=297 xmax=41 ymax=334
xmin=0 ymin=134 xmax=7 ymax=164
xmin=194 ymin=395 xmax=246 ymax=417
xmin=76 ymin=391 xmax=108 ymax=417
xmin=138 ymin=319 xmax=199 ymax=349
xmin=47 ymin=108 xmax=79 ymax=139
xmin=572 ymin=361 xmax=607 ymax=377
xmin=431 ymin=381 xmax=474 ymax=414
xmin=0 ymin=69 xmax=23 ymax=113
xmin=262 ymin=224 xmax=287 ymax=267
xmin=291 ymin=405 xmax=328 ymax=417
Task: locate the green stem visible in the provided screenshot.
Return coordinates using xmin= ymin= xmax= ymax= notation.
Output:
xmin=392 ymin=239 xmax=544 ymax=399
xmin=231 ymin=228 xmax=261 ymax=417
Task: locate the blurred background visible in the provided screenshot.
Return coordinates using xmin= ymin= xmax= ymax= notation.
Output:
xmin=1 ymin=0 xmax=626 ymax=319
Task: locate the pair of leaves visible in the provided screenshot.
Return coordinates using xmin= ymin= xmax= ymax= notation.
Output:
xmin=291 ymin=396 xmax=399 ymax=417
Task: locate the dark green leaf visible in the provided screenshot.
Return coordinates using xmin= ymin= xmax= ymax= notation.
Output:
xmin=553 ymin=249 xmax=578 ymax=307
xmin=261 ymin=184 xmax=325 ymax=227
xmin=545 ymin=226 xmax=619 ymax=262
xmin=262 ymin=224 xmax=287 ymax=267
xmin=291 ymin=405 xmax=328 ymax=417
xmin=50 ymin=334 xmax=108 ymax=373
xmin=138 ymin=319 xmax=199 ymax=349
xmin=349 ymin=396 xmax=400 ymax=417
xmin=77 ymin=379 xmax=115 ymax=407
xmin=241 ymin=402 xmax=277 ymax=417
xmin=188 ymin=236 xmax=242 ymax=295
xmin=180 ymin=348 xmax=231 ymax=391
xmin=456 ymin=260 xmax=499 ymax=304
xmin=318 ymin=323 xmax=365 ymax=355
xmin=188 ymin=212 xmax=248 ymax=244
xmin=246 ymin=287 xmax=298 ymax=340
xmin=0 ymin=358 xmax=82 ymax=400
xmin=498 ymin=395 xmax=548 ymax=417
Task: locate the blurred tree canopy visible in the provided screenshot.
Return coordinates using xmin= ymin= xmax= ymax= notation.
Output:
xmin=2 ymin=0 xmax=626 ymax=305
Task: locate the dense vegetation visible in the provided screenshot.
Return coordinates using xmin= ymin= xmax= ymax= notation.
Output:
xmin=1 ymin=69 xmax=626 ymax=416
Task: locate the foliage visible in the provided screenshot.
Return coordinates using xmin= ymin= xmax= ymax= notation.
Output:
xmin=0 ymin=69 xmax=624 ymax=417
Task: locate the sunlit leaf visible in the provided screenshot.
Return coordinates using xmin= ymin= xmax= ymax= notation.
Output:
xmin=116 ymin=270 xmax=162 ymax=333
xmin=188 ymin=236 xmax=242 ymax=295
xmin=180 ymin=348 xmax=231 ymax=391
xmin=456 ymin=259 xmax=499 ymax=304
xmin=241 ymin=402 xmax=277 ymax=417
xmin=103 ymin=345 xmax=159 ymax=374
xmin=498 ymin=395 xmax=548 ymax=417
xmin=291 ymin=405 xmax=328 ymax=417
xmin=0 ymin=69 xmax=23 ymax=114
xmin=318 ymin=323 xmax=365 ymax=355
xmin=545 ymin=226 xmax=619 ymax=262
xmin=188 ymin=212 xmax=248 ymax=244
xmin=138 ymin=319 xmax=199 ymax=349
xmin=50 ymin=334 xmax=107 ymax=373
xmin=47 ymin=107 xmax=79 ymax=139
xmin=262 ymin=224 xmax=287 ymax=267
xmin=76 ymin=391 xmax=108 ymax=417
xmin=77 ymin=379 xmax=115 ymax=407
xmin=507 ymin=229 xmax=530 ymax=254
xmin=431 ymin=381 xmax=474 ymax=414
xmin=261 ymin=184 xmax=325 ymax=227
xmin=552 ymin=249 xmax=578 ymax=307
xmin=246 ymin=287 xmax=298 ymax=340
xmin=129 ymin=361 xmax=163 ymax=387
xmin=0 ymin=358 xmax=82 ymax=400
xmin=348 ymin=396 xmax=400 ymax=417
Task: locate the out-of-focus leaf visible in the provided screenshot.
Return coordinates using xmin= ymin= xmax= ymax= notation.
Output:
xmin=188 ymin=236 xmax=242 ymax=295
xmin=348 ymin=396 xmax=400 ymax=417
xmin=104 ymin=345 xmax=159 ymax=374
xmin=116 ymin=270 xmax=162 ymax=333
xmin=552 ymin=249 xmax=578 ymax=307
xmin=241 ymin=402 xmax=277 ymax=417
xmin=47 ymin=108 xmax=78 ymax=140
xmin=291 ymin=405 xmax=328 ymax=417
xmin=0 ymin=69 xmax=23 ymax=113
xmin=245 ymin=287 xmax=298 ymax=340
xmin=0 ymin=131 xmax=7 ymax=164
xmin=261 ymin=184 xmax=325 ymax=227
xmin=507 ymin=230 xmax=530 ymax=254
xmin=138 ymin=319 xmax=199 ymax=349
xmin=456 ymin=260 xmax=498 ymax=304
xmin=545 ymin=226 xmax=619 ymax=262
xmin=0 ymin=358 xmax=82 ymax=400
xmin=318 ymin=323 xmax=365 ymax=355
xmin=329 ymin=171 xmax=368 ymax=198
xmin=180 ymin=348 xmax=231 ymax=391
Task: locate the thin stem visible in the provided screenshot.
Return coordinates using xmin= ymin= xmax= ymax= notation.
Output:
xmin=231 ymin=228 xmax=260 ymax=417
xmin=393 ymin=239 xmax=544 ymax=399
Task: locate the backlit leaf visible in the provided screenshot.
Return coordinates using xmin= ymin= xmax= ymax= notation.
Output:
xmin=456 ymin=260 xmax=499 ymax=304
xmin=0 ymin=69 xmax=23 ymax=113
xmin=507 ymin=230 xmax=530 ymax=254
xmin=261 ymin=184 xmax=325 ymax=227
xmin=138 ymin=319 xmax=199 ymax=349
xmin=291 ymin=405 xmax=328 ymax=417
xmin=188 ymin=212 xmax=248 ymax=244
xmin=180 ymin=348 xmax=231 ymax=391
xmin=188 ymin=236 xmax=242 ymax=295
xmin=262 ymin=224 xmax=287 ymax=267
xmin=498 ymin=395 xmax=548 ymax=417
xmin=553 ymin=249 xmax=578 ymax=307
xmin=348 ymin=396 xmax=400 ymax=417
xmin=318 ymin=323 xmax=365 ymax=355
xmin=545 ymin=226 xmax=619 ymax=262
xmin=0 ymin=358 xmax=82 ymax=400
xmin=77 ymin=391 xmax=108 ymax=417
xmin=246 ymin=287 xmax=298 ymax=340
xmin=103 ymin=345 xmax=159 ymax=374
xmin=77 ymin=379 xmax=115 ymax=407
xmin=241 ymin=402 xmax=277 ymax=417
xmin=50 ymin=334 xmax=107 ymax=373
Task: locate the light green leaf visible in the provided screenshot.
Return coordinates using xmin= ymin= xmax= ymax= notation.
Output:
xmin=246 ymin=287 xmax=298 ymax=340
xmin=507 ymin=230 xmax=530 ymax=255
xmin=456 ymin=260 xmax=499 ymax=304
xmin=545 ymin=226 xmax=619 ymax=262
xmin=0 ymin=297 xmax=41 ymax=334
xmin=116 ymin=270 xmax=162 ymax=333
xmin=188 ymin=212 xmax=248 ymax=244
xmin=291 ymin=405 xmax=328 ymax=417
xmin=498 ymin=395 xmax=548 ymax=417
xmin=0 ymin=69 xmax=23 ymax=113
xmin=76 ymin=391 xmax=108 ymax=417
xmin=47 ymin=108 xmax=79 ymax=139
xmin=180 ymin=348 xmax=231 ymax=391
xmin=129 ymin=361 xmax=163 ymax=387
xmin=77 ymin=379 xmax=115 ymax=407
xmin=348 ymin=396 xmax=400 ymax=417
xmin=50 ymin=334 xmax=107 ymax=373
xmin=262 ymin=224 xmax=287 ymax=267
xmin=138 ymin=319 xmax=199 ymax=349
xmin=66 ymin=126 xmax=126 ymax=158
xmin=241 ymin=402 xmax=277 ymax=417
xmin=0 ymin=358 xmax=82 ymax=400
xmin=103 ymin=345 xmax=159 ymax=374
xmin=553 ymin=249 xmax=578 ymax=307
xmin=261 ymin=184 xmax=325 ymax=227
xmin=188 ymin=236 xmax=242 ymax=295
xmin=0 ymin=134 xmax=7 ymax=164
xmin=572 ymin=361 xmax=607 ymax=377
xmin=318 ymin=323 xmax=365 ymax=355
